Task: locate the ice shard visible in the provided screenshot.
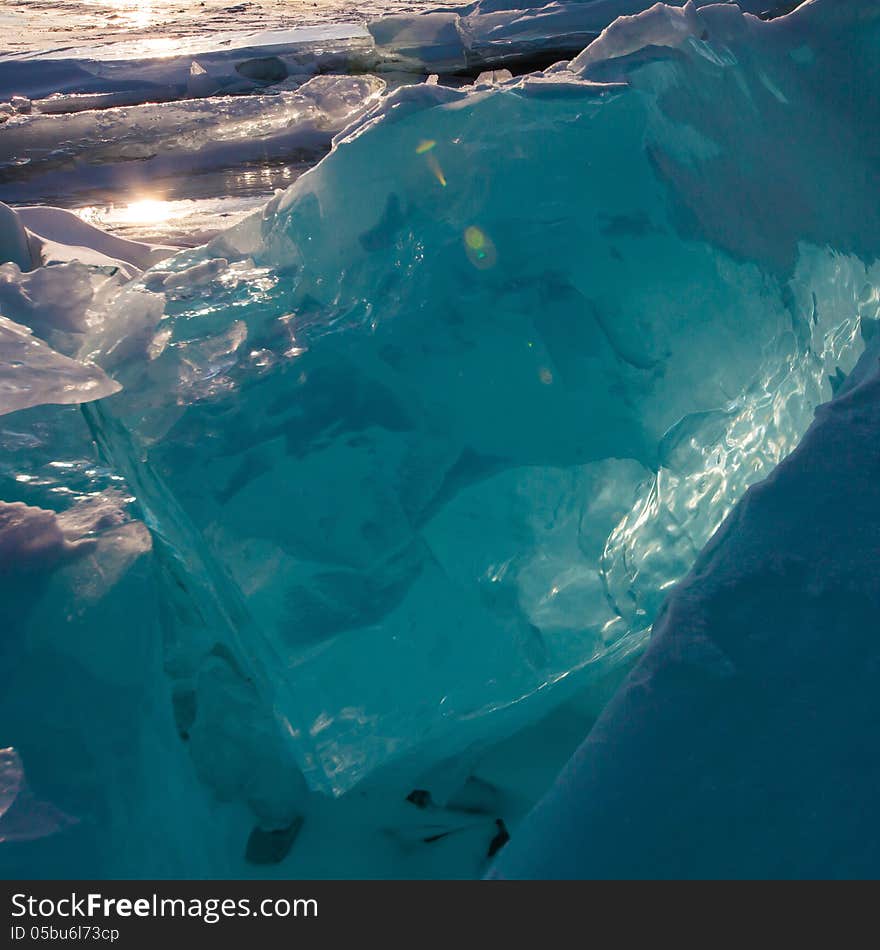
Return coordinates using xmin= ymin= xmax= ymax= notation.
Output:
xmin=77 ymin=0 xmax=874 ymax=797
xmin=0 ymin=315 xmax=120 ymax=416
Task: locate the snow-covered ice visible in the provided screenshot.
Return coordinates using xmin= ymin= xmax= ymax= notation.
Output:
xmin=2 ymin=0 xmax=880 ymax=878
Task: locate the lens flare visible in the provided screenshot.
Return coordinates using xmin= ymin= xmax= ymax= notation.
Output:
xmin=463 ymin=226 xmax=497 ymax=269
xmin=464 ymin=227 xmax=485 ymax=250
xmin=416 ymin=139 xmax=446 ymax=186
xmin=426 ymin=154 xmax=447 ymax=187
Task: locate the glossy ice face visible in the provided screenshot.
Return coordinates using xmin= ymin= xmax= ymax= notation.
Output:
xmin=1 ymin=0 xmax=878 ymax=878
xmin=80 ymin=1 xmax=873 ymax=798
xmin=0 ymin=0 xmax=419 ymax=55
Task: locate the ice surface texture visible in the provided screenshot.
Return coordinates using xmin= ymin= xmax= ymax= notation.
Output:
xmin=73 ymin=0 xmax=874 ymax=799
xmin=367 ymin=0 xmax=774 ymax=72
xmin=2 ymin=0 xmax=879 ymax=877
xmin=489 ymin=329 xmax=880 ymax=878
xmin=0 ymin=76 xmax=386 ymax=206
xmin=0 ymin=3 xmax=783 ymax=111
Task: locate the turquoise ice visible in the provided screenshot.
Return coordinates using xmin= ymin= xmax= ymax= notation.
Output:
xmin=85 ymin=0 xmax=873 ymax=793
xmin=2 ymin=0 xmax=878 ymax=875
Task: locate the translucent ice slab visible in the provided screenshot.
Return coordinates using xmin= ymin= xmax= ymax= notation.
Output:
xmin=72 ymin=0 xmax=875 ymax=795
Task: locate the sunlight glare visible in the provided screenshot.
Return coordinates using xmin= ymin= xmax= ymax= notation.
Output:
xmin=119 ymin=198 xmax=173 ymax=224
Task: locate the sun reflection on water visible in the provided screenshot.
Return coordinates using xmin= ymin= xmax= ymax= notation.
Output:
xmin=116 ymin=198 xmax=175 ymax=225
xmin=84 ymin=0 xmax=166 ymax=31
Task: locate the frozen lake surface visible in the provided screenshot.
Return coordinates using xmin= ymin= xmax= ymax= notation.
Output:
xmin=0 ymin=0 xmax=454 ymax=56
xmin=0 ymin=2 xmax=445 ymax=242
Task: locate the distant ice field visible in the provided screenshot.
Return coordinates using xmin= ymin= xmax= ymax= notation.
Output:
xmin=0 ymin=0 xmax=453 ymax=56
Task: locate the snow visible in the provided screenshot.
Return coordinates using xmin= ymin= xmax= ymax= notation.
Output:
xmin=0 ymin=23 xmax=373 ymax=96
xmin=0 ymin=500 xmax=85 ymax=571
xmin=17 ymin=206 xmax=175 ymax=274
xmin=0 ymin=202 xmax=32 ymax=271
xmin=367 ymin=1 xmax=776 ymax=71
xmin=0 ymin=747 xmax=77 ymax=845
xmin=0 ymin=2 xmax=785 ymax=111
